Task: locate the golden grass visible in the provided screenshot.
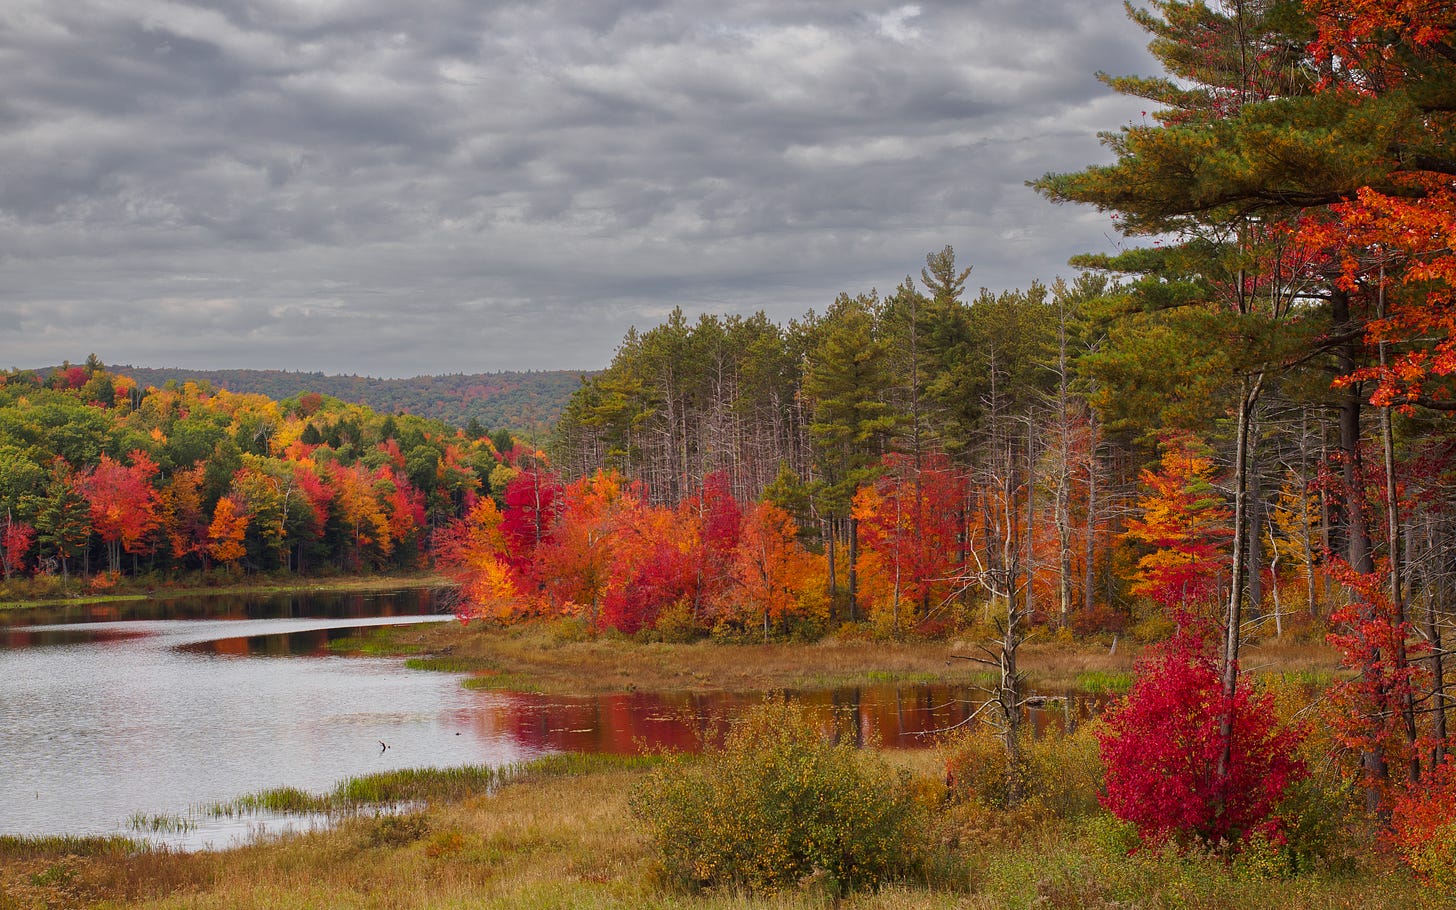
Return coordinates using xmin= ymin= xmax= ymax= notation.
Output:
xmin=374 ymin=623 xmax=1181 ymax=696
xmin=1241 ymin=637 xmax=1350 ymax=681
xmin=360 ymin=620 xmax=1353 ymax=698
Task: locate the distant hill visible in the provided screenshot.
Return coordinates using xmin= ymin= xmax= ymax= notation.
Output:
xmin=113 ymin=365 xmax=593 ymax=435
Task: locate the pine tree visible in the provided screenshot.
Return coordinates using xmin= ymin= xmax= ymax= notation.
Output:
xmin=802 ymin=292 xmax=899 ymax=616
xmin=36 ymin=461 xmax=90 ymax=585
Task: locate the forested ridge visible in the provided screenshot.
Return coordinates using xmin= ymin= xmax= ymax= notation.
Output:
xmin=0 ymin=357 xmax=525 ymax=584
xmin=106 ymin=364 xmax=589 ymax=435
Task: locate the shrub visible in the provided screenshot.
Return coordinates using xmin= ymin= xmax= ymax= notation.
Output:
xmin=86 ymin=570 xmax=119 ymax=593
xmin=1127 ymin=603 xmax=1176 ymax=643
xmin=546 ymin=616 xmax=590 ymax=644
xmin=630 ymin=698 xmax=924 ymax=895
xmin=943 ymin=727 xmax=1018 ymax=808
xmin=654 ymin=598 xmax=705 ymax=643
xmin=1098 ymin=630 xmax=1306 ymax=850
xmin=1391 ymin=760 xmax=1456 ymax=894
xmin=942 ymin=723 xmax=1103 ymax=820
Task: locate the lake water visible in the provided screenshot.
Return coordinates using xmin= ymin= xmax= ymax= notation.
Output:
xmin=0 ymin=589 xmax=1101 ymax=849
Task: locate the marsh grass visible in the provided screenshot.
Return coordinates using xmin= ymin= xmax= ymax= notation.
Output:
xmin=205 ymin=754 xmax=662 ymax=824
xmin=381 ymin=622 xmax=1179 ymax=696
xmin=0 ymin=834 xmax=144 ymax=859
xmin=1073 ymin=670 xmax=1133 ymax=694
xmin=1242 ymin=638 xmax=1348 ymax=680
xmin=512 ymin=751 xmax=666 ymax=778
xmin=461 ymin=670 xmax=542 ymax=692
xmin=404 ymin=655 xmax=494 ymax=672
xmin=325 ymin=625 xmax=423 ymax=657
xmin=204 ymin=787 xmax=330 ymax=818
xmin=1259 ymin=667 xmax=1339 ymax=689
xmin=126 ymin=813 xmax=195 ymax=835
xmin=332 ymin=765 xmax=501 ymax=805
xmin=864 ymin=670 xmax=939 ymax=684
xmin=400 ymin=652 xmax=551 ymax=693
xmin=367 ymin=616 xmax=1349 ymax=699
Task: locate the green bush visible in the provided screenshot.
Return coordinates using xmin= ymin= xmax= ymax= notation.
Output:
xmin=546 ymin=617 xmax=590 ymax=644
xmin=630 ymin=698 xmax=925 ymax=895
xmin=654 ymin=598 xmax=705 ymax=643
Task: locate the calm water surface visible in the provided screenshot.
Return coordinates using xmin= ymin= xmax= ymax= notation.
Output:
xmin=1 ymin=590 xmax=1101 ymax=848
xmin=0 ymin=589 xmax=535 ymax=847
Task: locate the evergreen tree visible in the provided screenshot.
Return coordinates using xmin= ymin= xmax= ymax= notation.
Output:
xmin=802 ymin=292 xmax=899 ymax=616
xmin=35 ymin=461 xmax=90 ymax=584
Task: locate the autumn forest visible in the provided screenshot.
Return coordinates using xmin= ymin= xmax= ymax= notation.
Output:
xmin=6 ymin=0 xmax=1456 ymax=902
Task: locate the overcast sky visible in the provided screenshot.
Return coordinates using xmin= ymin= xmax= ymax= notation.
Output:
xmin=2 ymin=0 xmax=1158 ymax=377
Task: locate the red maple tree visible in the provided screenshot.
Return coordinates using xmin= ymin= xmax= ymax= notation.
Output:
xmin=1 ymin=513 xmax=35 ymax=579
xmin=82 ymin=451 xmax=161 ymax=573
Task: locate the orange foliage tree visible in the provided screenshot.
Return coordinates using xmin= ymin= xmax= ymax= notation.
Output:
xmin=1122 ymin=433 xmax=1232 ymax=614
xmin=434 ymin=498 xmax=523 ymax=622
xmin=207 ymin=495 xmax=249 ymax=567
xmin=720 ymin=501 xmax=827 ymax=641
xmin=160 ymin=466 xmax=210 ymax=567
xmin=534 ymin=470 xmax=635 ymax=624
xmin=329 ymin=462 xmax=393 ymax=568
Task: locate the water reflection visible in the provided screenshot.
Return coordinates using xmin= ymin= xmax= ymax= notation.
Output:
xmin=471 ymin=686 xmax=1112 ymax=755
xmin=180 ymin=624 xmax=393 ymax=658
xmin=2 ymin=625 xmax=154 ymax=649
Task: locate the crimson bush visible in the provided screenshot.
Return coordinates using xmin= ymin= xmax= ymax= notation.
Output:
xmin=1098 ymin=631 xmax=1306 ymax=849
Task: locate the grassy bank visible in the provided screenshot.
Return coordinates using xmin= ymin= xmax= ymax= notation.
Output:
xmin=0 ymin=572 xmax=448 ymax=611
xmin=365 ymin=620 xmax=1344 ymax=695
xmin=0 ymin=749 xmax=1436 ymax=910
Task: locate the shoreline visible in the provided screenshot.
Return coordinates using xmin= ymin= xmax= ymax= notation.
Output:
xmin=0 ymin=572 xmax=450 ymax=611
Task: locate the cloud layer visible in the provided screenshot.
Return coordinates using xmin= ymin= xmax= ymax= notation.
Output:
xmin=1 ymin=0 xmax=1156 ymax=376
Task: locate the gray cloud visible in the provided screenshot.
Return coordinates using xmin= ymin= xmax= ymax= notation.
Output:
xmin=0 ymin=0 xmax=1156 ymax=376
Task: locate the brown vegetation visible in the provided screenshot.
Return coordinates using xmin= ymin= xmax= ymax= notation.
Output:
xmin=376 ymin=620 xmax=1344 ymax=697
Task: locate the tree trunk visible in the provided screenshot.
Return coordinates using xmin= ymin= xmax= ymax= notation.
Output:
xmin=1024 ymin=421 xmax=1035 ymax=623
xmin=1334 ymin=288 xmax=1387 ymax=806
xmin=1217 ymin=371 xmax=1262 ymax=811
xmin=826 ymin=521 xmax=837 ymax=603
xmin=1423 ymin=514 xmax=1449 ymax=765
xmin=1084 ymin=426 xmax=1098 ymax=618
xmin=1377 ymin=271 xmax=1420 ymax=785
xmin=1246 ymin=415 xmax=1264 ymax=620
